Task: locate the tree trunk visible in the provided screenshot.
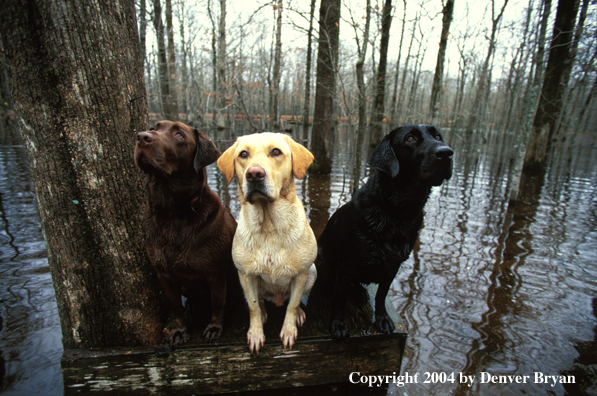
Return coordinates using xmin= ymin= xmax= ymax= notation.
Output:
xmin=524 ymin=0 xmax=580 ymax=169
xmin=507 ymin=0 xmax=551 ymax=203
xmin=153 ymin=0 xmax=174 ymax=120
xmin=302 ymin=0 xmax=317 ymax=140
xmin=396 ymin=15 xmax=418 ymax=124
xmin=429 ymin=0 xmax=455 ymax=123
xmin=138 ymin=0 xmax=147 ymax=68
xmin=217 ymin=0 xmax=227 ymax=130
xmin=0 ymin=0 xmax=166 ymax=349
xmin=165 ymin=0 xmax=179 ymax=120
xmin=368 ymin=0 xmax=393 ymax=147
xmin=207 ymin=0 xmax=218 ymax=127
xmin=389 ymin=0 xmax=407 ymax=126
xmin=310 ymin=0 xmax=341 ymax=174
xmin=554 ymin=0 xmax=589 ymax=139
xmin=270 ymin=0 xmax=283 ymax=131
xmin=353 ymin=0 xmax=372 ymax=194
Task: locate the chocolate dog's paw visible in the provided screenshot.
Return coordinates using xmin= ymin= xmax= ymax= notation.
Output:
xmin=331 ymin=319 xmax=349 ymax=340
xmin=374 ymin=314 xmax=395 ymax=335
xmin=165 ymin=326 xmax=189 ymax=347
xmin=203 ymin=323 xmax=223 ymax=342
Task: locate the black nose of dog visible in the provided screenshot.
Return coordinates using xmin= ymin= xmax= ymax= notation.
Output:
xmin=434 ymin=146 xmax=453 ymax=160
xmin=246 ymin=166 xmax=266 ymax=183
xmin=136 ymin=131 xmax=154 ymax=147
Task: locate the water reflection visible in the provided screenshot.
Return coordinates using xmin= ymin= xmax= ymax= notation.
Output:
xmin=0 ymin=133 xmax=63 ymax=395
xmin=1 ymin=124 xmax=596 ymax=395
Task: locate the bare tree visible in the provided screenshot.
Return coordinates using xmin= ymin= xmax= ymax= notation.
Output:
xmin=465 ymin=0 xmax=509 ymax=138
xmin=166 ymin=0 xmax=179 ymax=119
xmin=389 ymin=0 xmax=407 ymax=125
xmin=302 ymin=0 xmax=317 ymax=140
xmin=311 ymin=0 xmax=342 ymax=174
xmin=138 ymin=0 xmax=148 ymax=68
xmin=153 ymin=0 xmax=176 ymax=119
xmin=369 ymin=0 xmax=393 ymax=147
xmin=217 ymin=0 xmax=227 ymax=129
xmin=524 ymin=0 xmax=580 ymax=169
xmin=352 ymin=0 xmax=372 ymax=193
xmin=270 ymin=0 xmax=283 ymax=131
xmin=429 ymin=0 xmax=455 ymax=123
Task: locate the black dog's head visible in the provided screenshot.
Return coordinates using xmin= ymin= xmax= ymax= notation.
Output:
xmin=368 ymin=124 xmax=453 ymax=187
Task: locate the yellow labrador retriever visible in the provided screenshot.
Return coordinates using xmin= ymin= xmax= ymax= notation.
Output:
xmin=217 ymin=132 xmax=317 ymax=353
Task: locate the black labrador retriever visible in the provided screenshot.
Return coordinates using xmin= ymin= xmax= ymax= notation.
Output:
xmin=315 ymin=124 xmax=453 ymax=339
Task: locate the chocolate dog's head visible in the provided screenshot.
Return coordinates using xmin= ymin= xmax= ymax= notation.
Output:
xmin=135 ymin=120 xmax=220 ymax=175
xmin=368 ymin=124 xmax=453 ymax=186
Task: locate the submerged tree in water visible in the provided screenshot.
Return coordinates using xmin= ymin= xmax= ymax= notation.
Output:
xmin=310 ymin=0 xmax=341 ymax=174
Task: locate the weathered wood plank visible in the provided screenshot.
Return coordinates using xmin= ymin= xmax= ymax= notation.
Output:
xmin=61 ymin=285 xmax=407 ymax=395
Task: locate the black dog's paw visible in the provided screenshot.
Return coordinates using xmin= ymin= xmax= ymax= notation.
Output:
xmin=165 ymin=326 xmax=189 ymax=347
xmin=331 ymin=319 xmax=349 ymax=340
xmin=203 ymin=323 xmax=223 ymax=343
xmin=374 ymin=314 xmax=395 ymax=335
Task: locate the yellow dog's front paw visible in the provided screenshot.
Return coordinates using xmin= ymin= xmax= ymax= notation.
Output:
xmin=247 ymin=328 xmax=265 ymax=354
xmin=280 ymin=323 xmax=298 ymax=350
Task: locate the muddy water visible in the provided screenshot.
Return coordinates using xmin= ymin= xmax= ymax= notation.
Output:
xmin=1 ymin=127 xmax=596 ymax=395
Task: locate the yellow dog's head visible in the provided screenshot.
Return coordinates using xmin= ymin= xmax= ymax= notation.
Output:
xmin=217 ymin=133 xmax=313 ymax=203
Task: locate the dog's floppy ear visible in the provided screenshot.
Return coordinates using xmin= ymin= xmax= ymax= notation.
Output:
xmin=283 ymin=135 xmax=313 ymax=180
xmin=368 ymin=135 xmax=400 ymax=178
xmin=193 ymin=129 xmax=221 ymax=172
xmin=217 ymin=139 xmax=240 ymax=184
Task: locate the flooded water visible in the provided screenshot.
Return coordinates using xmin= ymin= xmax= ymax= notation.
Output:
xmin=1 ymin=125 xmax=596 ymax=395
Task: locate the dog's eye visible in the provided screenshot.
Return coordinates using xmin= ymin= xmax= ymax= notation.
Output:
xmin=239 ymin=150 xmax=249 ymax=159
xmin=174 ymin=132 xmax=184 ymax=139
xmin=406 ymin=135 xmax=416 ymax=143
xmin=271 ymin=148 xmax=282 ymax=157
xmin=435 ymin=135 xmax=442 ymax=141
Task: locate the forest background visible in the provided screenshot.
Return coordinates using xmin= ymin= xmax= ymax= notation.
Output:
xmin=134 ymin=0 xmax=596 ymax=175
xmin=0 ymin=0 xmax=595 ymax=351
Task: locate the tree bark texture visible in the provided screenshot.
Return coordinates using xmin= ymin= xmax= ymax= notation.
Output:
xmin=153 ymin=0 xmax=175 ymax=120
xmin=0 ymin=0 xmax=167 ymax=349
xmin=310 ymin=0 xmax=341 ymax=174
xmin=429 ymin=0 xmax=455 ymax=122
xmin=138 ymin=0 xmax=147 ymax=68
xmin=524 ymin=0 xmax=580 ymax=169
xmin=165 ymin=0 xmax=179 ymax=119
xmin=369 ymin=0 xmax=393 ymax=147
xmin=353 ymin=0 xmax=371 ymax=194
xmin=217 ymin=0 xmax=227 ymax=129
xmin=270 ymin=0 xmax=283 ymax=131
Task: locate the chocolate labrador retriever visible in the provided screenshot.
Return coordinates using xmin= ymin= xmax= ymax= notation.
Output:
xmin=315 ymin=124 xmax=453 ymax=339
xmin=135 ymin=120 xmax=237 ymax=345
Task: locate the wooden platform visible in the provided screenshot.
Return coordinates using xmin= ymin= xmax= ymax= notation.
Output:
xmin=61 ymin=285 xmax=407 ymax=395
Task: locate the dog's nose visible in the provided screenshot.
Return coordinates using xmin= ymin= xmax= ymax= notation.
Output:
xmin=136 ymin=131 xmax=154 ymax=147
xmin=246 ymin=166 xmax=266 ymax=183
xmin=434 ymin=146 xmax=453 ymax=160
